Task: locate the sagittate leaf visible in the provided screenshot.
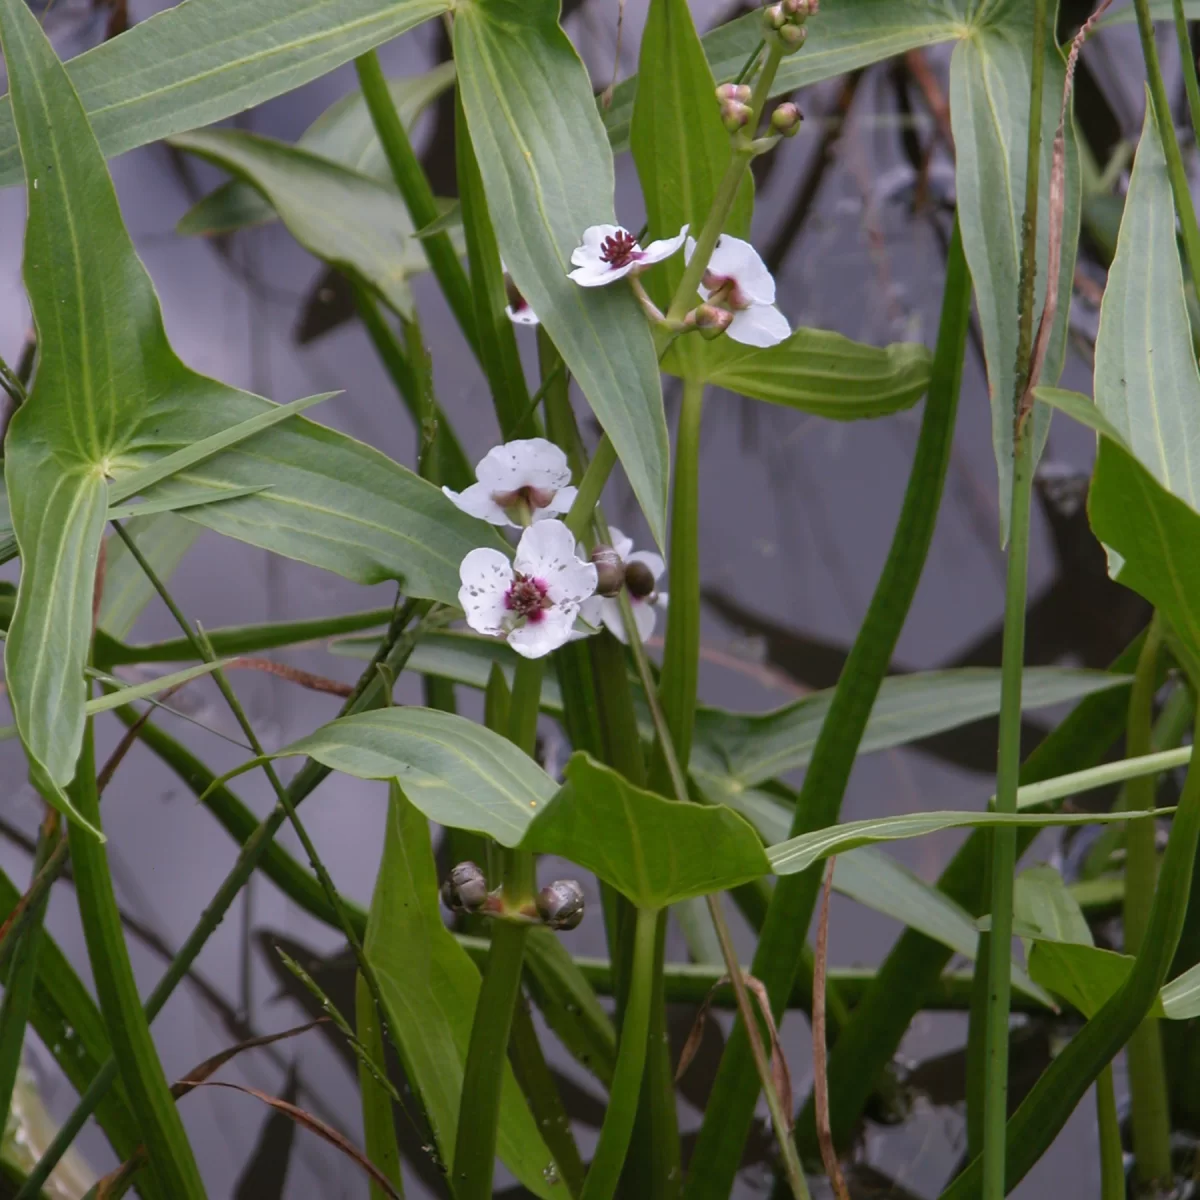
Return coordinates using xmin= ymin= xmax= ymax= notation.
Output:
xmin=0 ymin=0 xmax=454 ymax=190
xmin=172 ymin=129 xmax=423 ymax=319
xmin=767 ymin=807 xmax=1175 ymax=877
xmin=950 ymin=0 xmax=1081 ymax=540
xmin=1093 ymin=97 xmax=1200 ymax=511
xmin=521 ymin=753 xmax=771 ymax=909
xmin=663 ymin=328 xmax=932 ymax=417
xmin=1028 ymin=943 xmax=1161 ymax=1019
xmin=364 ymin=785 xmax=558 ymax=1196
xmin=455 ymin=0 xmax=670 ymax=545
xmin=270 ymin=707 xmax=557 ymax=845
xmin=97 ymin=514 xmax=199 ymax=642
xmin=0 ymin=0 xmax=500 ymax=814
xmin=179 ymin=62 xmax=456 ymax=236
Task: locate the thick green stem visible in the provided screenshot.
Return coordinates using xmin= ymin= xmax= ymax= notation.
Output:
xmin=665 ymin=44 xmax=784 ymax=324
xmin=354 ymin=50 xmax=481 ymax=361
xmin=981 ymin=429 xmax=1034 ymax=1198
xmin=1171 ymin=0 xmax=1200 ymax=149
xmin=451 ymin=920 xmax=530 ymax=1200
xmin=1135 ymin=0 xmax=1200 ymax=292
xmin=15 ymin=604 xmax=428 ymax=1200
xmin=67 ymin=718 xmax=207 ymax=1199
xmin=688 ymin=223 xmax=969 ymax=1199
xmin=1122 ymin=616 xmax=1173 ymax=1187
xmin=580 ymin=906 xmax=658 ymax=1200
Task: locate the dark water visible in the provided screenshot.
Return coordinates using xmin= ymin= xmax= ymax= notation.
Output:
xmin=0 ymin=1 xmax=1156 ymax=1195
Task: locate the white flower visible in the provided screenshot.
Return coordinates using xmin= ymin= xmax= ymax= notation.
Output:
xmin=458 ymin=520 xmax=598 ymax=659
xmin=443 ymin=438 xmax=577 ymax=528
xmin=502 ymin=262 xmax=539 ymax=326
xmin=568 ymin=223 xmax=689 ymax=287
xmin=684 ymin=234 xmax=791 ymax=348
xmin=578 ymin=528 xmax=667 ymax=645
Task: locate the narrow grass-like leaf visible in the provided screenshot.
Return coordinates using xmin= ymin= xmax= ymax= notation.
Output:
xmin=0 ymin=0 xmax=453 ymax=189
xmin=665 ymin=329 xmax=932 ymax=417
xmin=1013 ymin=746 xmax=1193 ymax=810
xmin=171 ymin=131 xmax=424 ymax=319
xmin=98 ymin=514 xmax=199 ymax=643
xmin=950 ymin=0 xmax=1081 ymax=540
xmin=455 ymin=0 xmax=670 ymax=544
xmin=106 ymin=484 xmax=270 ymax=521
xmin=268 ymin=707 xmax=557 ymax=846
xmin=522 ymin=753 xmax=770 ymax=909
xmin=179 ymin=62 xmax=455 ymax=235
xmin=767 ymin=808 xmax=1173 ymax=877
xmin=1093 ymin=98 xmax=1200 ymax=507
xmin=364 ymin=785 xmax=556 ymax=1196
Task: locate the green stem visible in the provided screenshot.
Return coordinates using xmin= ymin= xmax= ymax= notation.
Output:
xmin=580 ymin=906 xmax=658 ymax=1200
xmin=981 ymin=430 xmax=1034 ymax=1198
xmin=354 ymin=50 xmax=481 ymax=361
xmin=688 ymin=223 xmax=969 ymax=1199
xmin=15 ymin=603 xmax=428 ymax=1200
xmin=564 ymin=437 xmax=617 ymax=541
xmin=1095 ymin=1065 xmax=1124 ymax=1200
xmin=664 ymin=43 xmax=784 ymax=324
xmin=66 ymin=718 xmax=207 ymax=1199
xmin=1122 ymin=616 xmax=1173 ymax=1187
xmin=941 ymin=705 xmax=1200 ymax=1199
xmin=1171 ymin=0 xmax=1200 ymax=149
xmin=452 ymin=920 xmax=530 ymax=1200
xmin=1135 ymin=0 xmax=1200 ymax=292
xmin=356 ymin=972 xmax=404 ymax=1200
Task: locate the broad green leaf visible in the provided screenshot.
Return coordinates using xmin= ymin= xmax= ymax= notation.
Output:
xmin=522 ymin=753 xmax=770 ymax=909
xmin=1027 ymin=943 xmax=1160 ymax=1019
xmin=629 ymin=0 xmax=753 ymax=377
xmin=767 ymin=807 xmax=1174 ymax=876
xmin=691 ymin=666 xmax=1128 ymax=797
xmin=1015 ymin=864 xmax=1097 ymax=947
xmin=271 ymin=707 xmax=557 ymax=845
xmin=0 ymin=0 xmax=496 ymax=816
xmin=98 ymin=514 xmax=199 ymax=642
xmin=179 ymin=62 xmax=456 ymax=235
xmin=717 ymin=783 xmax=1052 ymax=1003
xmin=364 ymin=785 xmax=558 ymax=1196
xmin=1160 ymin=959 xmax=1200 ymax=1017
xmin=172 ymin=130 xmax=425 ymax=319
xmin=604 ymin=3 xmax=966 ymax=153
xmin=663 ymin=328 xmax=932 ymax=416
xmin=455 ymin=0 xmax=670 ymax=545
xmin=1094 ymin=98 xmax=1200 ymax=509
xmin=0 ymin=0 xmax=454 ymax=190
xmin=950 ymin=0 xmax=1081 ymax=540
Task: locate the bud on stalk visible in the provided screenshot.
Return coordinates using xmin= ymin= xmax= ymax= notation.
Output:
xmin=590 ymin=544 xmax=625 ymax=597
xmin=537 ymin=880 xmax=586 ymax=931
xmin=441 ymin=861 xmax=489 ymax=913
xmin=770 ymin=102 xmax=802 ymax=137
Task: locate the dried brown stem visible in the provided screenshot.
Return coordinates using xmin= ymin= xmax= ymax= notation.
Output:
xmin=227 ymin=657 xmax=355 ymax=698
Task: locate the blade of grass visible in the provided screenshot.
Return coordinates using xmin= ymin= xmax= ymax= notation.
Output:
xmin=1171 ymin=0 xmax=1200 ymax=146
xmin=356 ymin=972 xmax=405 ymax=1200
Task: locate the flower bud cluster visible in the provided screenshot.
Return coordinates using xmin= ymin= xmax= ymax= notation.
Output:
xmin=440 ymin=862 xmax=586 ymax=932
xmin=715 ymin=83 xmax=753 ymax=133
xmin=762 ymin=0 xmax=816 ymax=54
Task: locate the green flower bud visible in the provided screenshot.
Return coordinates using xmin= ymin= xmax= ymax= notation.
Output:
xmin=537 ymin=880 xmax=585 ymax=931
xmin=686 ymin=303 xmax=734 ymax=340
xmin=774 ymin=22 xmax=807 ymax=51
xmin=715 ymin=83 xmax=753 ymax=105
xmin=783 ymin=0 xmax=816 ymax=19
xmin=590 ymin=544 xmax=625 ymax=597
xmin=762 ymin=3 xmax=787 ymax=29
xmin=770 ymin=103 xmax=802 ymax=137
xmin=720 ymin=98 xmax=753 ymax=133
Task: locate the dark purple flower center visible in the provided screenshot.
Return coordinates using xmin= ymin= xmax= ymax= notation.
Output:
xmin=492 ymin=485 xmax=556 ymax=515
xmin=600 ymin=230 xmax=640 ymax=269
xmin=702 ymin=272 xmax=749 ymax=311
xmin=505 ymin=277 xmax=530 ymax=313
xmin=505 ymin=573 xmax=552 ymax=622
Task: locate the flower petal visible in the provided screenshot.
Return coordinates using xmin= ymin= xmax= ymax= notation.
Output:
xmin=631 ymin=596 xmax=659 ymax=643
xmin=639 ymin=223 xmax=689 ymax=266
xmin=727 ymin=303 xmax=790 ymax=348
xmin=570 ymin=224 xmax=623 ymax=267
xmin=505 ymin=302 xmax=540 ymax=326
xmin=458 ymin=548 xmax=514 ymax=636
xmin=569 ymin=260 xmax=635 ymax=287
xmin=443 ymin=482 xmax=511 ymax=526
xmin=515 ymin=519 xmax=597 ymax=606
xmin=508 ymin=606 xmax=577 ymax=658
xmin=534 ymin=484 xmax=578 ymax=519
xmin=597 ymin=596 xmax=627 ymax=642
xmin=626 ymin=549 xmax=665 ymax=582
xmin=474 ymin=438 xmax=571 ymax=494
xmin=707 ymin=234 xmax=776 ymax=306
xmin=607 ymin=527 xmax=634 ymax=560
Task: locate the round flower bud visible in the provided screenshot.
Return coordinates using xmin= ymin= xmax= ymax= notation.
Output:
xmin=783 ymin=0 xmax=816 ymax=18
xmin=624 ymin=559 xmax=657 ymax=600
xmin=537 ymin=880 xmax=585 ymax=931
xmin=715 ymin=83 xmax=753 ymax=105
xmin=761 ymin=2 xmax=787 ymax=29
xmin=441 ymin=861 xmax=488 ymax=913
xmin=590 ymin=544 xmax=625 ymax=597
xmin=720 ymin=99 xmax=752 ymax=133
xmin=774 ymin=22 xmax=807 ymax=51
xmin=771 ymin=103 xmax=802 ymax=137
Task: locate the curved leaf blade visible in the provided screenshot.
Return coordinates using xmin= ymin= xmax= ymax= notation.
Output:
xmin=664 ymin=328 xmax=931 ymax=417
xmin=274 ymin=707 xmax=557 ymax=845
xmin=455 ymin=0 xmax=670 ymax=544
xmin=0 ymin=0 xmax=452 ymax=190
xmin=522 ymin=753 xmax=771 ymax=909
